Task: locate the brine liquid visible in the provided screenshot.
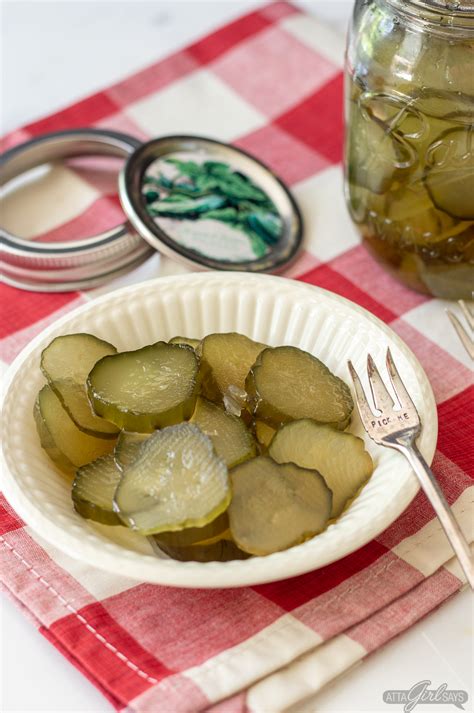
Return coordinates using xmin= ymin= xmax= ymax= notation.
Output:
xmin=345 ymin=77 xmax=474 ymax=298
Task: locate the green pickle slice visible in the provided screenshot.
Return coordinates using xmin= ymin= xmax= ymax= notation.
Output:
xmin=229 ymin=456 xmax=332 ymax=556
xmin=269 ymin=419 xmax=373 ymax=518
xmin=190 ymin=396 xmax=256 ymax=468
xmin=114 ymin=423 xmax=230 ymax=535
xmin=246 ymin=346 xmax=353 ymax=429
xmin=424 ymin=127 xmax=474 ymax=221
xmin=87 ymin=342 xmax=200 ymax=432
xmin=34 ymin=385 xmax=115 ymax=472
xmin=72 ymin=454 xmax=122 ymax=525
xmin=198 ymin=332 xmax=266 ymax=403
xmin=114 ymin=431 xmax=150 ymax=470
xmin=41 ymin=333 xmax=118 ymax=437
xmin=152 ymin=538 xmax=249 ymax=562
xmin=155 ymin=512 xmax=230 ymax=548
xmin=169 ymin=336 xmax=201 ymax=349
xmin=33 ymin=395 xmax=75 ymax=474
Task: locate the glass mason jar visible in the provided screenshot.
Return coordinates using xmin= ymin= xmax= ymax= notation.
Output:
xmin=344 ymin=0 xmax=474 ymax=299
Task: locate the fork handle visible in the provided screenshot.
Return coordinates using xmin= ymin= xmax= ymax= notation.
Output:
xmin=399 ymin=443 xmax=473 ymax=589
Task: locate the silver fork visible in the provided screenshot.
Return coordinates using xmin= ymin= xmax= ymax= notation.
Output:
xmin=446 ymin=300 xmax=474 ymax=361
xmin=348 ymin=349 xmax=474 ymax=589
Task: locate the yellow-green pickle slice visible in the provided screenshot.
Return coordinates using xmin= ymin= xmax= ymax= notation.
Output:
xmin=154 ymin=512 xmax=230 ymax=548
xmin=151 ymin=537 xmax=250 ymax=562
xmin=114 ymin=431 xmax=150 ymax=470
xmin=190 ymin=396 xmax=256 ymax=468
xmin=87 ymin=342 xmax=200 ymax=432
xmin=229 ymin=456 xmax=332 ymax=556
xmin=168 ymin=336 xmax=201 ymax=349
xmin=33 ymin=395 xmax=75 ymax=474
xmin=198 ymin=332 xmax=266 ymax=403
xmin=246 ymin=346 xmax=353 ymax=429
xmin=114 ymin=423 xmax=230 ymax=535
xmin=34 ymin=385 xmax=115 ymax=472
xmin=41 ymin=333 xmax=119 ymax=437
xmin=424 ymin=127 xmax=474 ymax=221
xmin=72 ymin=454 xmax=122 ymax=525
xmin=269 ymin=419 xmax=373 ymax=518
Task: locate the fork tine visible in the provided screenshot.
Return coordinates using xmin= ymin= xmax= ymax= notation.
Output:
xmin=458 ymin=300 xmax=474 ymax=332
xmin=446 ymin=310 xmax=474 ymax=361
xmin=386 ymin=348 xmax=416 ymax=411
xmin=366 ymin=353 xmax=395 ymax=413
xmin=347 ymin=360 xmax=376 ymax=427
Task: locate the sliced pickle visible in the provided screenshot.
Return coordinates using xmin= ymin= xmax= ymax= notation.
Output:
xmin=155 ymin=512 xmax=230 ymax=548
xmin=34 ymin=385 xmax=115 ymax=471
xmin=424 ymin=127 xmax=474 ymax=220
xmin=254 ymin=420 xmax=276 ymax=450
xmin=33 ymin=395 xmax=75 ymax=474
xmin=246 ymin=346 xmax=353 ymax=430
xmin=114 ymin=423 xmax=230 ymax=535
xmin=190 ymin=396 xmax=256 ymax=468
xmin=269 ymin=419 xmax=373 ymax=518
xmin=198 ymin=332 xmax=266 ymax=403
xmin=41 ymin=333 xmax=118 ymax=437
xmin=152 ymin=538 xmax=249 ymax=562
xmin=229 ymin=456 xmax=332 ymax=556
xmin=114 ymin=431 xmax=150 ymax=470
xmin=87 ymin=342 xmax=200 ymax=432
xmin=348 ymin=108 xmax=415 ymax=194
xmin=72 ymin=454 xmax=122 ymax=525
xmin=169 ymin=336 xmax=201 ymax=349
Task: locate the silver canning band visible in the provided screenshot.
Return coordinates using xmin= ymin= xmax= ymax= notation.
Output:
xmin=0 ymin=128 xmax=154 ymax=291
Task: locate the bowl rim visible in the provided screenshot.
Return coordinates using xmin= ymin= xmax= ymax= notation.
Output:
xmin=0 ymin=272 xmax=437 ymax=588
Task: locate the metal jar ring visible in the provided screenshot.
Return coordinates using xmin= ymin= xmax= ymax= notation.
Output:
xmin=0 ymin=128 xmax=154 ymax=291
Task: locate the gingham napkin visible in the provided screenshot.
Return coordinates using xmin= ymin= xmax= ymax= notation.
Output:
xmin=1 ymin=3 xmax=473 ymax=711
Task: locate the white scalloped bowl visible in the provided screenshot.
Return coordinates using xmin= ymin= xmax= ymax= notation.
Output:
xmin=1 ymin=273 xmax=437 ymax=588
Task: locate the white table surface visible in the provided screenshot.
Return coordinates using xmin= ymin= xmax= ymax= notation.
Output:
xmin=1 ymin=2 xmax=472 ymax=712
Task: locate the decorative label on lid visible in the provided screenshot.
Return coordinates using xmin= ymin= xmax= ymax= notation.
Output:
xmin=120 ymin=135 xmax=303 ymax=272
xmin=142 ymin=152 xmax=283 ymax=263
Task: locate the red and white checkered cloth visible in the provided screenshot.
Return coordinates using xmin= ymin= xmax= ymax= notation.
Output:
xmin=1 ymin=3 xmax=473 ymax=711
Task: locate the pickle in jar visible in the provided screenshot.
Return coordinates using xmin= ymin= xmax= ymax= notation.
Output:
xmin=344 ymin=9 xmax=474 ymax=299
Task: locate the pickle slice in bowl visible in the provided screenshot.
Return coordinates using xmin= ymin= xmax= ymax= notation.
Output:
xmin=114 ymin=423 xmax=230 ymax=535
xmin=169 ymin=336 xmax=201 ymax=349
xmin=154 ymin=512 xmax=230 ymax=549
xmin=34 ymin=394 xmax=75 ymax=474
xmin=246 ymin=346 xmax=353 ymax=429
xmin=152 ymin=538 xmax=249 ymax=562
xmin=87 ymin=342 xmax=200 ymax=432
xmin=72 ymin=454 xmax=122 ymax=526
xmin=190 ymin=396 xmax=256 ymax=468
xmin=229 ymin=456 xmax=332 ymax=556
xmin=34 ymin=385 xmax=115 ymax=472
xmin=198 ymin=332 xmax=266 ymax=403
xmin=114 ymin=431 xmax=150 ymax=470
xmin=41 ymin=333 xmax=119 ymax=437
xmin=269 ymin=419 xmax=374 ymax=518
